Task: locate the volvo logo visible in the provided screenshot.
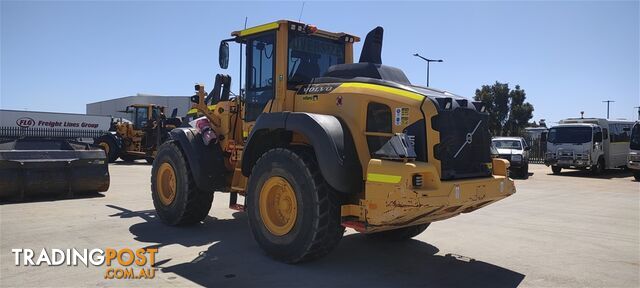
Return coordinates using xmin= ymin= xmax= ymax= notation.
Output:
xmin=453 ymin=120 xmax=483 ymax=159
xmin=465 ymin=133 xmax=473 ymax=144
xmin=16 ymin=117 xmax=35 ymax=128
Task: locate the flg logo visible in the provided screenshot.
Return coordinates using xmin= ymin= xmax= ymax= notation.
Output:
xmin=16 ymin=117 xmax=35 ymax=128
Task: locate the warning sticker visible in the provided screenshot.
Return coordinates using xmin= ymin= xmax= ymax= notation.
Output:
xmin=395 ymin=108 xmax=409 ymax=126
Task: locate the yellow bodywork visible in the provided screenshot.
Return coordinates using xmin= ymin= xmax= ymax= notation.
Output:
xmin=191 ymin=20 xmax=516 ymax=233
xmin=342 ymin=158 xmax=513 ymax=232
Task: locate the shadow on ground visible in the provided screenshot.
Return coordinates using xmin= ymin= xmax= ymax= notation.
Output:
xmin=112 ymin=160 xmax=150 ymax=166
xmin=107 ymin=205 xmax=525 ymax=288
xmin=1 ymin=192 xmax=104 ymax=205
xmin=547 ymin=168 xmax=633 ymax=179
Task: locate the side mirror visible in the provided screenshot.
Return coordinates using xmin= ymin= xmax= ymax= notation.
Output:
xmin=219 ymin=41 xmax=229 ymax=69
xmin=594 ymin=132 xmax=603 ymax=142
xmin=524 ymin=146 xmax=531 ymax=151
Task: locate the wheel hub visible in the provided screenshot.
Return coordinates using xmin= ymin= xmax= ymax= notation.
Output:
xmin=157 ymin=162 xmax=177 ymax=206
xmin=259 ymin=176 xmax=298 ymax=236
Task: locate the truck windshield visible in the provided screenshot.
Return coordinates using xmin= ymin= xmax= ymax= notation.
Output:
xmin=631 ymin=124 xmax=640 ymax=150
xmin=492 ymin=140 xmax=522 ymax=150
xmin=547 ymin=126 xmax=592 ymax=144
xmin=287 ymin=35 xmax=345 ymax=86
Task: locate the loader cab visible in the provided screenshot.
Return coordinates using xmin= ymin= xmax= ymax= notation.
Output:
xmin=127 ymin=104 xmax=164 ymax=130
xmin=223 ymin=20 xmax=358 ymax=122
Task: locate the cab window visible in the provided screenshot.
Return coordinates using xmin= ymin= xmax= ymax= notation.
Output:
xmin=245 ymin=32 xmax=276 ymax=122
xmin=288 ymin=34 xmax=345 ymax=87
xmin=134 ymin=107 xmax=148 ymax=129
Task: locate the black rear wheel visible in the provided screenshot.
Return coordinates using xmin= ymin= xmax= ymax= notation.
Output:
xmin=551 ymin=165 xmax=562 ymax=175
xmin=366 ymin=223 xmax=430 ymax=241
xmin=633 ymin=171 xmax=640 ymax=181
xmin=246 ymin=148 xmax=344 ymax=263
xmin=151 ymin=141 xmax=213 ymax=225
xmin=95 ymin=136 xmax=118 ymax=163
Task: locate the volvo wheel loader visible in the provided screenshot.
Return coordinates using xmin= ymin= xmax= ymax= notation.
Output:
xmin=95 ymin=104 xmax=182 ymax=163
xmin=151 ymin=20 xmax=516 ymax=263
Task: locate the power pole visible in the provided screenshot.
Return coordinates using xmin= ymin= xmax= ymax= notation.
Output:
xmin=602 ymin=100 xmax=615 ymax=119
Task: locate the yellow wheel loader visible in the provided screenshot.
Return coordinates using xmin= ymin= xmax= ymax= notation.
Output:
xmin=151 ymin=20 xmax=516 ymax=263
xmin=95 ymin=104 xmax=182 ymax=163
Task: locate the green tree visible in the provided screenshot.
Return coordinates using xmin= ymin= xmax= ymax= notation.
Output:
xmin=474 ymin=82 xmax=534 ymax=136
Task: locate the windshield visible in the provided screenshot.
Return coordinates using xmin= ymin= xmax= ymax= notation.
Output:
xmin=631 ymin=123 xmax=640 ymax=150
xmin=547 ymin=126 xmax=593 ymax=144
xmin=492 ymin=140 xmax=522 ymax=150
xmin=288 ymin=35 xmax=345 ymax=86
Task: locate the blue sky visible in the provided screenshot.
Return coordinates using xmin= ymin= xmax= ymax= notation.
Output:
xmin=1 ymin=1 xmax=638 ymax=124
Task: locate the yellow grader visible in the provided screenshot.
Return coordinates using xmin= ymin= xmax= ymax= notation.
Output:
xmin=95 ymin=104 xmax=181 ymax=163
xmin=151 ymin=20 xmax=516 ymax=263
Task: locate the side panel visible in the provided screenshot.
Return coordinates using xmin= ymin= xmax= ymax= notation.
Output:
xmin=242 ymin=112 xmax=362 ymax=194
xmin=169 ymin=128 xmax=228 ymax=192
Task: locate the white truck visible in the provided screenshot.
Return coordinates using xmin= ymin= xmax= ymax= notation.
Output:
xmin=627 ymin=122 xmax=640 ymax=181
xmin=545 ymin=118 xmax=634 ymax=175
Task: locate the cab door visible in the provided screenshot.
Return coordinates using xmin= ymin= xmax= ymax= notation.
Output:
xmin=244 ymin=31 xmax=277 ymax=122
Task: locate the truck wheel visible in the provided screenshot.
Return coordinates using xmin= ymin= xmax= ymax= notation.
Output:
xmin=551 ymin=166 xmax=562 ymax=175
xmin=591 ymin=158 xmax=605 ymax=175
xmin=95 ymin=136 xmax=118 ymax=163
xmin=634 ymin=171 xmax=640 ymax=181
xmin=366 ymin=223 xmax=430 ymax=241
xmin=151 ymin=142 xmax=213 ymax=225
xmin=522 ymin=163 xmax=529 ymax=179
xmin=246 ymin=148 xmax=344 ymax=263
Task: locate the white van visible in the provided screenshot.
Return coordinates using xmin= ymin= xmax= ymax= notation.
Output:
xmin=545 ymin=118 xmax=634 ymax=175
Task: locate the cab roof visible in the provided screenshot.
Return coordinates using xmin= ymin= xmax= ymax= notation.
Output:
xmin=231 ymin=20 xmax=360 ymax=42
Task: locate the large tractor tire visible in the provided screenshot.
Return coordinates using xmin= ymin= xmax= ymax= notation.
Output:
xmin=95 ymin=136 xmax=119 ymax=163
xmin=246 ymin=148 xmax=344 ymax=263
xmin=366 ymin=223 xmax=430 ymax=241
xmin=151 ymin=142 xmax=213 ymax=225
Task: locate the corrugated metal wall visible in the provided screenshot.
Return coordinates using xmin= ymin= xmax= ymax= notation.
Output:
xmin=86 ymin=95 xmax=191 ymax=121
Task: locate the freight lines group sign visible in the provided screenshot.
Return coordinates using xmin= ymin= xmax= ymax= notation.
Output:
xmin=1 ymin=110 xmax=111 ymax=132
xmin=16 ymin=117 xmax=101 ymax=129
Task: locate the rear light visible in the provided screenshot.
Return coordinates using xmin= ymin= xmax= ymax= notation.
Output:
xmin=305 ymin=25 xmax=317 ymax=33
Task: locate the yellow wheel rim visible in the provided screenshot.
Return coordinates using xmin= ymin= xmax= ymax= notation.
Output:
xmin=259 ymin=176 xmax=298 ymax=236
xmin=98 ymin=142 xmax=109 ymax=155
xmin=157 ymin=162 xmax=177 ymax=206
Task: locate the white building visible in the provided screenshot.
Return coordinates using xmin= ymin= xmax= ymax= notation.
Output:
xmin=86 ymin=94 xmax=191 ymax=120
